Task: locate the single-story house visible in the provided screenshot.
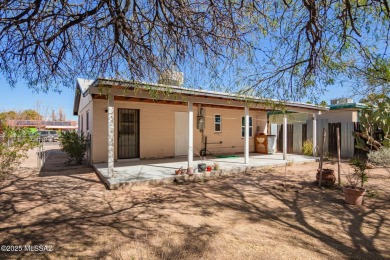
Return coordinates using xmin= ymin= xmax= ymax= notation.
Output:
xmin=269 ymin=98 xmax=366 ymax=157
xmin=73 ymin=77 xmax=328 ymax=176
xmin=6 ymin=120 xmax=78 ymax=131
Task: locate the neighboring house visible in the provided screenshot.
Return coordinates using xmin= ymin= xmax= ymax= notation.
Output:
xmin=73 ymin=77 xmax=327 ymax=175
xmin=269 ymin=98 xmax=366 ymax=158
xmin=6 ymin=120 xmax=78 ymax=131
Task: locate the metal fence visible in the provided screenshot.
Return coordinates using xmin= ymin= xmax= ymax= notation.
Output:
xmin=271 ymin=121 xmax=357 ymax=158
xmin=0 ymin=134 xmax=53 ymax=169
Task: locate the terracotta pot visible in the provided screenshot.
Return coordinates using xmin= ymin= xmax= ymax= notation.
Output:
xmin=343 ymin=186 xmax=366 ymax=205
xmin=316 ymin=168 xmax=336 ymax=187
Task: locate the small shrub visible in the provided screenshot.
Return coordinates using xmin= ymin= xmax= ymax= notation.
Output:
xmin=368 ymin=147 xmax=390 ymax=168
xmin=303 ymin=139 xmax=313 ymax=156
xmin=59 ymin=131 xmax=87 ymax=164
xmin=0 ymin=124 xmax=38 ymax=179
xmin=347 ymin=157 xmax=369 ymax=189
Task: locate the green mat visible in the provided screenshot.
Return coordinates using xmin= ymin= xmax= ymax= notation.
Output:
xmin=215 ymin=155 xmax=239 ymax=158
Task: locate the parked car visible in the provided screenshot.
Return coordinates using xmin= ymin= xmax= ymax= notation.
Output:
xmin=37 ymin=130 xmax=59 ymax=142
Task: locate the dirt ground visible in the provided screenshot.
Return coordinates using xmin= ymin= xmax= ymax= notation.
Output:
xmin=1 ymin=149 xmax=389 ymax=260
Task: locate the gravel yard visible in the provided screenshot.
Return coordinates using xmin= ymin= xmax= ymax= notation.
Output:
xmin=1 ymin=149 xmax=389 ymax=259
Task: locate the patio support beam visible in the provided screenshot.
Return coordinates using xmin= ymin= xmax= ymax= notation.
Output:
xmin=244 ymin=107 xmax=250 ymax=164
xmin=107 ymin=94 xmax=115 ymax=177
xmin=283 ymin=113 xmax=287 ymax=160
xmin=188 ymin=101 xmax=194 ymax=172
xmin=313 ymin=113 xmax=317 ymax=157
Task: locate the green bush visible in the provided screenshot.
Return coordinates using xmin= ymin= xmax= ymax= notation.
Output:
xmin=368 ymin=147 xmax=390 ymax=168
xmin=303 ymin=139 xmax=313 ymax=156
xmin=0 ymin=124 xmax=38 ymax=179
xmin=59 ymin=131 xmax=87 ymax=165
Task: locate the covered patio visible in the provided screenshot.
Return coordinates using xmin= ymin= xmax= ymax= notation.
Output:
xmin=94 ymin=153 xmax=317 ymax=189
xmin=75 ymin=78 xmax=329 ymax=189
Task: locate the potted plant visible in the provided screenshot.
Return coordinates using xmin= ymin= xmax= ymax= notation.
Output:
xmin=316 ymin=168 xmax=336 ymax=187
xmin=213 ymin=162 xmax=220 ymax=170
xmin=198 ymin=163 xmax=207 ymax=172
xmin=191 ymin=147 xmax=207 ymax=172
xmin=343 ymin=158 xmax=369 ymax=205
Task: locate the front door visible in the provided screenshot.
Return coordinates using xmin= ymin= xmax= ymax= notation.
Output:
xmin=118 ymin=109 xmax=140 ymax=159
xmin=175 ymin=112 xmax=189 ymax=156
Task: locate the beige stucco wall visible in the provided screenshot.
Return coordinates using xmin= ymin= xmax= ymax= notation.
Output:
xmin=78 ymin=94 xmax=93 ymax=134
xmin=197 ymin=107 xmax=267 ymax=156
xmin=318 ymin=110 xmax=358 ymax=123
xmin=91 ymin=99 xmax=267 ymax=163
xmin=269 ymin=113 xmax=309 ymax=124
xmin=270 ymin=110 xmax=358 ymax=124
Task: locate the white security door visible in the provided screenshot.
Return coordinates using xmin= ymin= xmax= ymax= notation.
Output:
xmin=175 ymin=112 xmax=189 ymax=156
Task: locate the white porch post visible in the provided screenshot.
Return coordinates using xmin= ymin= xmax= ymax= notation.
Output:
xmin=244 ymin=107 xmax=250 ymax=164
xmin=107 ymin=94 xmax=115 ymax=177
xmin=188 ymin=101 xmax=194 ymax=171
xmin=313 ymin=113 xmax=317 ymax=157
xmin=283 ymin=113 xmax=287 ymax=160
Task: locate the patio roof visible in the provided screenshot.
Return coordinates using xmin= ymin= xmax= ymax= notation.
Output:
xmin=74 ymin=77 xmax=329 ymax=115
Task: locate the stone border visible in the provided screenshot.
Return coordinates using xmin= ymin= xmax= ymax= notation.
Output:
xmin=93 ymin=160 xmax=315 ymax=190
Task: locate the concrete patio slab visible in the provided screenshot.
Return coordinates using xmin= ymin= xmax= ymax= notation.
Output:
xmin=93 ymin=153 xmax=317 ymax=189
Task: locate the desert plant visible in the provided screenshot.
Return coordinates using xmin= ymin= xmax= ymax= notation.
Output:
xmin=353 ymin=96 xmax=390 ymax=151
xmin=0 ymin=124 xmax=38 ymax=179
xmin=368 ymin=147 xmax=390 ymax=169
xmin=346 ymin=157 xmax=369 ymax=189
xmin=302 ymin=139 xmax=313 ymax=156
xmin=59 ymin=131 xmax=87 ymax=164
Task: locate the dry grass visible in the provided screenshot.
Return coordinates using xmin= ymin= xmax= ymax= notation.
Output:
xmin=0 ymin=149 xmax=389 ymax=259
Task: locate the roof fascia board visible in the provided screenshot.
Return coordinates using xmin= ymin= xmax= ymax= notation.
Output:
xmin=92 ymin=79 xmax=327 ymax=113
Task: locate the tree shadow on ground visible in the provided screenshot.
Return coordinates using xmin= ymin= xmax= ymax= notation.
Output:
xmin=178 ymin=169 xmax=390 ymax=259
xmin=0 ymin=162 xmax=389 ymax=259
xmin=0 ymin=168 xmax=219 ymax=259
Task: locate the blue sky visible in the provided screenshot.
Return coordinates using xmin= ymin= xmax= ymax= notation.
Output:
xmin=0 ymin=78 xmax=78 ymax=121
xmin=0 ymin=76 xmax=351 ymax=121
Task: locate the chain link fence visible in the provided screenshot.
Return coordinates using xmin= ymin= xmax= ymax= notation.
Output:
xmin=1 ymin=134 xmax=57 ymax=169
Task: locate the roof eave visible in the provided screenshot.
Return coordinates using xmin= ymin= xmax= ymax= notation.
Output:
xmin=93 ymin=78 xmax=328 ymax=113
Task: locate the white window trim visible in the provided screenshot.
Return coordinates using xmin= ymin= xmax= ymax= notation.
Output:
xmin=241 ymin=116 xmax=253 ymax=138
xmin=214 ymin=114 xmax=222 ymax=132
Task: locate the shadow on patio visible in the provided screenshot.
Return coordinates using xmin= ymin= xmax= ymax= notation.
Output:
xmin=93 ymin=153 xmax=317 ymax=189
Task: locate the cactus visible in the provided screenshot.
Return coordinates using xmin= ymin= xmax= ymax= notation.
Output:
xmin=353 ymin=96 xmax=390 ymax=151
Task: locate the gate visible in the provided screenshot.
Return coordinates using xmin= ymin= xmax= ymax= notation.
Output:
xmin=1 ymin=136 xmax=53 ymax=169
xmin=277 ymin=124 xmax=293 ymax=153
xmin=328 ymin=123 xmax=341 ymax=156
xmin=22 ymin=138 xmax=51 ymax=169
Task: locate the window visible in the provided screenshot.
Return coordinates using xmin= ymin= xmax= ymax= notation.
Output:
xmin=214 ymin=115 xmax=221 ymax=132
xmin=86 ymin=111 xmax=90 ymax=131
xmin=80 ymin=115 xmax=84 ymax=133
xmin=241 ymin=116 xmax=253 ymax=137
